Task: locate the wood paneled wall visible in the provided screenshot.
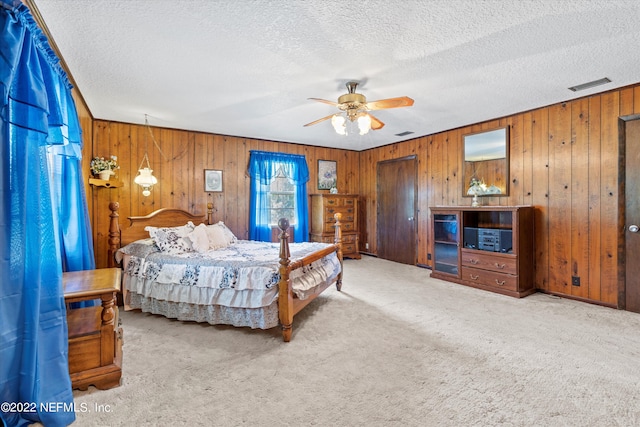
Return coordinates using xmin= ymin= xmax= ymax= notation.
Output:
xmin=87 ymin=121 xmax=359 ymax=269
xmin=83 ymin=84 xmax=640 ymax=307
xmin=360 ymin=85 xmax=640 ymax=307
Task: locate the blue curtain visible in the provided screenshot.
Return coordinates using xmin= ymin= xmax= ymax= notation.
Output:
xmin=0 ymin=1 xmax=93 ymax=425
xmin=248 ymin=150 xmax=309 ymax=242
xmin=46 ymin=59 xmax=95 ymax=272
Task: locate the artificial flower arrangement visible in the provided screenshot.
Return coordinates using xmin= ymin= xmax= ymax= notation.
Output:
xmin=467 ymin=177 xmax=486 ymax=195
xmin=468 ymin=176 xmax=501 ymax=196
xmin=90 ymin=156 xmax=119 ymax=176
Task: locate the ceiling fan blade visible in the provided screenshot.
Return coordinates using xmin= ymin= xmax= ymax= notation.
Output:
xmin=368 ymin=113 xmax=385 ymax=130
xmin=308 ymin=97 xmax=339 ymax=107
xmin=303 ymin=114 xmax=335 ymax=127
xmin=366 ymin=96 xmax=414 ymax=110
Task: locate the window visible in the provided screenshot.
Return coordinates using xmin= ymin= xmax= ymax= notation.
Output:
xmin=269 ymin=168 xmax=296 ymax=225
xmin=248 ymin=150 xmax=309 ymax=242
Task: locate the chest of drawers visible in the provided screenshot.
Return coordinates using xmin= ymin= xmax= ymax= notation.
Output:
xmin=310 ymin=194 xmax=360 ymax=259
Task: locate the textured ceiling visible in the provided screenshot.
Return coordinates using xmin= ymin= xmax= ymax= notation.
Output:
xmin=31 ymin=0 xmax=640 ymax=151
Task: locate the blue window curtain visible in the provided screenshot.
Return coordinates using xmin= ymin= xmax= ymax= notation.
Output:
xmin=1 ymin=1 xmax=93 ymax=425
xmin=248 ymin=150 xmax=309 ymax=242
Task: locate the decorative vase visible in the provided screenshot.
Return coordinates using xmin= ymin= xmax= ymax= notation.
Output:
xmin=98 ymin=170 xmax=112 ymax=181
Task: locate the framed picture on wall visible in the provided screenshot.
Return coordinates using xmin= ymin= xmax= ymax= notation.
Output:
xmin=204 ymin=169 xmax=223 ymax=192
xmin=317 ymin=160 xmax=337 ymax=190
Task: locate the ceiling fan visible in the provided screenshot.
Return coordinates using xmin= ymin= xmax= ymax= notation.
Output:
xmin=304 ymin=81 xmax=414 ymax=135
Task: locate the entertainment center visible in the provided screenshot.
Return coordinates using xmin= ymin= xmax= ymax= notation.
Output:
xmin=430 ymin=206 xmax=535 ymax=298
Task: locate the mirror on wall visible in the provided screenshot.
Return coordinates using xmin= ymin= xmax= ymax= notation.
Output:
xmin=462 ymin=126 xmax=509 ymax=197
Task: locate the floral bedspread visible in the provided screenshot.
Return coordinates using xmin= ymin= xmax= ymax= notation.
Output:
xmin=117 ymin=239 xmax=341 ymax=309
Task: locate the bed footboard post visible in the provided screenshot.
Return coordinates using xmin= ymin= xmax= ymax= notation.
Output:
xmin=277 ymin=218 xmax=293 ymax=342
xmin=107 ymin=202 xmax=121 ymax=268
xmin=334 ymin=213 xmax=343 ymax=291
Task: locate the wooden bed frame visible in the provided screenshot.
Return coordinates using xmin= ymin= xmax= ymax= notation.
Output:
xmin=106 ymin=202 xmax=343 ymax=342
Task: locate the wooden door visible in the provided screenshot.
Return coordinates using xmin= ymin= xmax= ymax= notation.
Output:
xmin=376 ymin=156 xmax=417 ymax=265
xmin=624 ymin=118 xmax=640 ymax=312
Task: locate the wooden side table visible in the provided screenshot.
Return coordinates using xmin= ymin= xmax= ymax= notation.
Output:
xmin=63 ymin=268 xmax=123 ymax=390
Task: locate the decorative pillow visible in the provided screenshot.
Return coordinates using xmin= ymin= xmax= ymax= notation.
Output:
xmin=214 ymin=221 xmax=237 ymax=244
xmin=205 ymin=224 xmax=231 ymax=250
xmin=145 ymin=222 xmax=195 ymax=240
xmin=185 ymin=223 xmax=210 ymax=253
xmin=145 ymin=222 xmax=195 ymax=254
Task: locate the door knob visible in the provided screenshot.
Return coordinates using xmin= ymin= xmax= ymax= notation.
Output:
xmin=408 ymin=217 xmax=414 ymax=221
xmin=629 ymin=225 xmax=639 ymax=233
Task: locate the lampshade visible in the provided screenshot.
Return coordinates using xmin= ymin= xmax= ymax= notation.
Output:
xmin=134 ymin=167 xmax=157 ymax=186
xmin=331 ymin=111 xmax=372 ymax=136
xmin=357 ymin=114 xmax=371 ymax=135
xmin=134 ymin=166 xmax=158 ymax=197
xmin=331 ymin=114 xmax=346 ymax=135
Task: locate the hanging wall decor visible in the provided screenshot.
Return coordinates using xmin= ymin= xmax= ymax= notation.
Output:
xmin=317 ymin=160 xmax=337 ymax=190
xmin=204 ymin=169 xmax=223 ymax=192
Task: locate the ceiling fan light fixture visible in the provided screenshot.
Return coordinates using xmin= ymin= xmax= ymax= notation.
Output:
xmin=357 ymin=114 xmax=371 ymax=135
xmin=331 ymin=114 xmax=346 ymax=135
xmin=306 ymin=81 xmax=413 ymax=135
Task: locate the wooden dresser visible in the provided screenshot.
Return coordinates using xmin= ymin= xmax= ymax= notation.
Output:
xmin=63 ymin=268 xmax=123 ymax=390
xmin=310 ymin=194 xmax=361 ymax=259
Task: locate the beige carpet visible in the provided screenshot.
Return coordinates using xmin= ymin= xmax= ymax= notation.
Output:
xmin=71 ymin=255 xmax=640 ymax=426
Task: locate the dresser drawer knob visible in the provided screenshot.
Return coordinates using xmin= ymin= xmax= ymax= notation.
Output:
xmin=469 ymin=274 xmax=479 ymax=280
xmin=467 ymin=259 xmax=479 ymax=264
xmin=494 ymin=263 xmax=506 ymax=269
xmin=495 ymin=279 xmax=506 ymax=286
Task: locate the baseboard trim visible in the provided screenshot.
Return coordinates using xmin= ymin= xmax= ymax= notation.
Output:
xmin=537 ymin=290 xmax=618 ymax=309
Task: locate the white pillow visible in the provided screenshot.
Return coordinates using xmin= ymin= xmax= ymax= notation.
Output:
xmin=185 ymin=223 xmax=210 ymax=253
xmin=205 ymin=224 xmax=231 ymax=250
xmin=214 ymin=221 xmax=237 ymax=244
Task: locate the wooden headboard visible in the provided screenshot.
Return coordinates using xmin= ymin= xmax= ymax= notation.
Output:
xmin=107 ymin=202 xmax=214 ymax=266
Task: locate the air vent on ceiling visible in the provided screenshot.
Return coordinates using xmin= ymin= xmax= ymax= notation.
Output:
xmin=395 ymin=131 xmax=414 ymax=137
xmin=568 ymin=77 xmax=611 ymax=92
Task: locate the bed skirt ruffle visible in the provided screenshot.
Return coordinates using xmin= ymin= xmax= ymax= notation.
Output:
xmin=127 ymin=292 xmax=280 ymax=329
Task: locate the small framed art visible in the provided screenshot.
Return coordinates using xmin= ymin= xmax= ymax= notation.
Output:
xmin=204 ymin=169 xmax=223 ymax=192
xmin=317 ymin=160 xmax=337 ymax=190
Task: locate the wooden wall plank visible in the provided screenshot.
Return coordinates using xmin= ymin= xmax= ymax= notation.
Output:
xmin=620 ymin=87 xmax=634 ymax=117
xmin=599 ymin=92 xmax=620 ymax=305
xmin=416 ymin=137 xmax=429 ymax=265
xmin=521 ymin=112 xmax=534 ymax=207
xmin=570 ymin=98 xmax=590 ymax=298
xmin=531 ymin=108 xmax=550 ymax=291
xmin=547 ymin=103 xmax=572 ymax=293
xmin=509 ymin=114 xmax=524 ymax=206
xmin=588 ymin=96 xmax=602 ymax=301
xmin=445 ymin=129 xmax=459 ymax=206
